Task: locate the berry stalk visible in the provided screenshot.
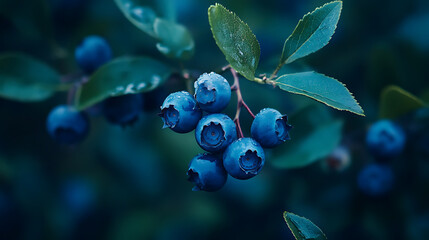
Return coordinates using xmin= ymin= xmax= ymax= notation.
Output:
xmin=229 ymin=68 xmax=255 ymax=138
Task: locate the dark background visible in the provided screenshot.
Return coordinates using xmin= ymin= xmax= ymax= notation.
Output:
xmin=0 ymin=0 xmax=429 ymax=239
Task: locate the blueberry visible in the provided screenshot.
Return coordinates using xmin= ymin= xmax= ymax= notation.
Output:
xmin=62 ymin=178 xmax=95 ymax=214
xmin=223 ymin=138 xmax=265 ymax=180
xmin=159 ymin=91 xmax=202 ymax=133
xmin=46 ymin=105 xmax=89 ymax=144
xmin=195 ymin=113 xmax=237 ymax=152
xmin=251 ymin=108 xmax=292 ymax=148
xmin=194 ymin=72 xmax=231 ymax=113
xmin=358 ymin=163 xmax=394 ymax=196
xmin=366 ymin=120 xmax=406 ymax=158
xmin=187 ymin=153 xmax=228 ymax=192
xmin=75 ymin=35 xmax=112 ymax=74
xmin=102 ymin=94 xmax=143 ymax=126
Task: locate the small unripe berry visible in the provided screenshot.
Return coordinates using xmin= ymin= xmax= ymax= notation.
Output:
xmin=194 ymin=72 xmax=231 ymax=113
xmin=159 ymin=91 xmax=202 ymax=133
xmin=366 ymin=120 xmax=406 ymax=158
xmin=102 ymin=94 xmax=143 ymax=126
xmin=223 ymin=138 xmax=265 ymax=180
xmin=323 ymin=146 xmax=351 ymax=172
xmin=46 ymin=105 xmax=89 ymax=144
xmin=251 ymin=108 xmax=292 ymax=148
xmin=358 ymin=163 xmax=394 ymax=196
xmin=195 ymin=114 xmax=237 ymax=152
xmin=187 ymin=153 xmax=228 ymax=192
xmin=75 ymin=35 xmax=112 ymax=74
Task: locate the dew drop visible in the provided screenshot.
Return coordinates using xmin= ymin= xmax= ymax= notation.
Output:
xmin=137 ymin=82 xmax=146 ymax=90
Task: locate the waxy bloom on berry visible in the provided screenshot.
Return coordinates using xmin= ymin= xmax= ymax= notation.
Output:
xmin=223 ymin=138 xmax=265 ymax=180
xmin=194 ymin=72 xmax=231 ymax=113
xmin=187 ymin=153 xmax=228 ymax=192
xmin=159 ymin=91 xmax=202 ymax=133
xmin=195 ymin=114 xmax=237 ymax=152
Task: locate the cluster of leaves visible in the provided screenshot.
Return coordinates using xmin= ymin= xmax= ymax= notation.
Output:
xmin=114 ymin=0 xmax=194 ymax=60
xmin=208 ymin=2 xmax=364 ymax=116
xmin=0 ymin=2 xmax=370 ymax=238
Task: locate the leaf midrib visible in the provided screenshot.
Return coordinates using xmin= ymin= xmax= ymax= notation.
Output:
xmin=284 ymin=3 xmax=339 ymax=64
xmin=275 ymin=78 xmax=361 ymax=114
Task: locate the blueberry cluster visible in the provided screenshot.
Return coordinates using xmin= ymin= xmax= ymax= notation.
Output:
xmin=357 ymin=119 xmax=406 ymax=196
xmin=160 ymin=72 xmax=292 ymax=192
xmin=46 ymin=36 xmax=157 ymax=144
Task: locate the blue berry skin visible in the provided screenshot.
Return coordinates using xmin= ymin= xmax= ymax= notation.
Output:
xmin=366 ymin=120 xmax=406 ymax=158
xmin=62 ymin=179 xmax=95 ymax=214
xmin=251 ymin=108 xmax=292 ymax=148
xmin=159 ymin=91 xmax=202 ymax=133
xmin=223 ymin=138 xmax=265 ymax=180
xmin=358 ymin=164 xmax=394 ymax=196
xmin=75 ymin=35 xmax=112 ymax=74
xmin=103 ymin=94 xmax=143 ymax=126
xmin=187 ymin=153 xmax=228 ymax=192
xmin=194 ymin=72 xmax=231 ymax=113
xmin=195 ymin=114 xmax=237 ymax=152
xmin=46 ymin=105 xmax=89 ymax=144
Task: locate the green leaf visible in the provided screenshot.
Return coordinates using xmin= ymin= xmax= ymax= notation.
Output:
xmin=280 ymin=1 xmax=342 ymax=65
xmin=208 ymin=4 xmax=260 ymax=81
xmin=75 ymin=57 xmax=171 ymax=110
xmin=114 ymin=0 xmax=158 ymax=37
xmin=275 ymin=71 xmax=364 ymax=116
xmin=380 ymin=85 xmax=425 ymax=119
xmin=114 ymin=0 xmax=194 ymax=60
xmin=154 ymin=18 xmax=195 ymax=60
xmin=284 ymin=212 xmax=327 ymax=240
xmin=157 ymin=0 xmax=177 ymax=22
xmin=271 ymin=105 xmax=343 ymax=168
xmin=0 ymin=0 xmax=53 ymax=40
xmin=0 ymin=53 xmax=63 ymax=102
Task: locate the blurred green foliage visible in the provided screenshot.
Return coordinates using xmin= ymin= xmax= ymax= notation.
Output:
xmin=0 ymin=0 xmax=429 ymax=239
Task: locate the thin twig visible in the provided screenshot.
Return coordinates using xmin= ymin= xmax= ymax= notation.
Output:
xmin=230 ymin=68 xmax=256 ymax=138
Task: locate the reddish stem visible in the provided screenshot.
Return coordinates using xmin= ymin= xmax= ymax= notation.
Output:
xmin=67 ymin=76 xmax=88 ymax=106
xmin=230 ymin=68 xmax=255 ymax=138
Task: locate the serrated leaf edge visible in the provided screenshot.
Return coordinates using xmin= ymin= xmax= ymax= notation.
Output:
xmin=208 ymin=3 xmax=260 ymax=80
xmin=281 ymin=1 xmax=343 ymax=65
xmin=283 ymin=211 xmax=327 ymax=240
xmin=275 ymin=71 xmax=365 ymax=116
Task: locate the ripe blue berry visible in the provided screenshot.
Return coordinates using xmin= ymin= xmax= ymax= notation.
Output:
xmin=187 ymin=153 xmax=228 ymax=192
xmin=75 ymin=35 xmax=112 ymax=74
xmin=159 ymin=91 xmax=202 ymax=133
xmin=366 ymin=120 xmax=406 ymax=158
xmin=46 ymin=105 xmax=89 ymax=144
xmin=194 ymin=72 xmax=231 ymax=113
xmin=223 ymin=138 xmax=265 ymax=180
xmin=62 ymin=179 xmax=95 ymax=214
xmin=103 ymin=94 xmax=143 ymax=126
xmin=358 ymin=163 xmax=394 ymax=196
xmin=251 ymin=108 xmax=292 ymax=148
xmin=195 ymin=114 xmax=237 ymax=152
